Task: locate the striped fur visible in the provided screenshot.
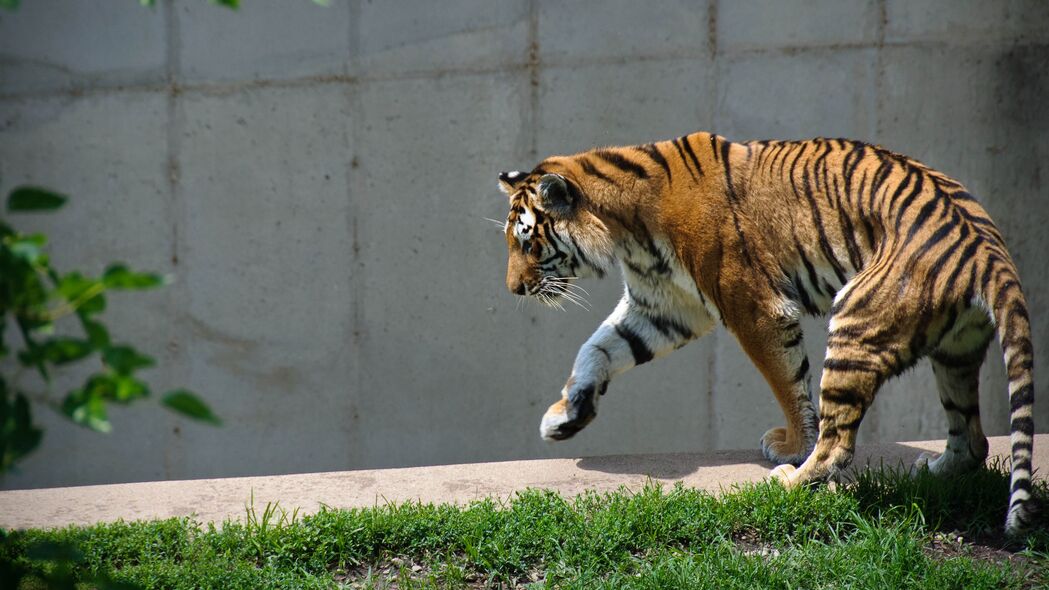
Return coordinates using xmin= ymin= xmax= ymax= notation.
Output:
xmin=497 ymin=133 xmax=1036 ymax=535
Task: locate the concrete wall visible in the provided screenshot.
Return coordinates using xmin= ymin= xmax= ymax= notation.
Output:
xmin=1 ymin=0 xmax=1046 ymax=489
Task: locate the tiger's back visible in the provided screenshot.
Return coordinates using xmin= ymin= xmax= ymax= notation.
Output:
xmin=497 ymin=132 xmax=1035 ymax=534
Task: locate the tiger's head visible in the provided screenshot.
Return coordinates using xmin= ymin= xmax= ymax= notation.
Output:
xmin=497 ymin=168 xmax=614 ymax=307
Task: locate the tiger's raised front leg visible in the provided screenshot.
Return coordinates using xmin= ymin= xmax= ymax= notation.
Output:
xmin=540 ymin=292 xmax=712 ymax=440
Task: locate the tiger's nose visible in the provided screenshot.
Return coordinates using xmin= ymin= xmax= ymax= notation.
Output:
xmin=508 ymin=278 xmax=527 ymax=295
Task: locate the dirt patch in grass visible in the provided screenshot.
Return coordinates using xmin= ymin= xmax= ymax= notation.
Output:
xmin=334 ymin=557 xmax=544 ymax=589
xmin=924 ymin=531 xmax=1046 ymax=589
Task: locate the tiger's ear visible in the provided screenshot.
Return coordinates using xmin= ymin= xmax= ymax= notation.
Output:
xmin=497 ymin=170 xmax=526 ymax=195
xmin=537 ymin=173 xmax=577 ymax=217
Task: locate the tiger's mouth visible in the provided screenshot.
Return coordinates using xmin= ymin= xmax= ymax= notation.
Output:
xmin=528 ymin=275 xmax=590 ymax=311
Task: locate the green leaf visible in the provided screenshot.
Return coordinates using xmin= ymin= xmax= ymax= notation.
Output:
xmin=102 ymin=264 xmax=165 ymax=290
xmin=1 ymin=389 xmax=43 ymax=471
xmin=162 ymin=390 xmax=221 ymax=425
xmin=82 ymin=318 xmax=111 ymax=348
xmin=5 ymin=233 xmax=48 ymax=265
xmin=56 ymin=272 xmax=107 ymax=316
xmin=79 ymin=291 xmax=106 ymax=315
xmin=62 ymin=389 xmax=111 ymax=433
xmin=14 ymin=337 xmax=93 ymax=367
xmin=7 ymin=186 xmax=67 ymax=212
xmin=56 ymin=272 xmax=97 ymax=300
xmin=112 ymin=375 xmax=149 ymax=403
xmin=212 ymin=0 xmax=239 ymax=8
xmin=103 ymin=345 xmax=154 ymax=374
xmin=0 ymin=0 xmax=21 ymax=12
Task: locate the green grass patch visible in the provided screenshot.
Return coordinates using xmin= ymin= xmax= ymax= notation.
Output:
xmin=3 ymin=464 xmax=1047 ymax=589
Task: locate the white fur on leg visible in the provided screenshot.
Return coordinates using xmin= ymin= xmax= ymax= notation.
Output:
xmin=539 ymin=405 xmax=570 ymax=441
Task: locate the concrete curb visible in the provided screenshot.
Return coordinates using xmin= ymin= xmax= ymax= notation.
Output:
xmin=2 ymin=435 xmax=1044 ymax=530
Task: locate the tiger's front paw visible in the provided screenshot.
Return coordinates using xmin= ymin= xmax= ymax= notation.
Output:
xmin=539 ymin=386 xmax=599 ymax=441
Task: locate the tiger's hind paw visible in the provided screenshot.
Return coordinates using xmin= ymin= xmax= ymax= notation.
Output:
xmin=760 ymin=427 xmax=811 ymax=466
xmin=913 ymin=451 xmax=936 ymax=474
xmin=769 ymin=463 xmax=798 ymax=486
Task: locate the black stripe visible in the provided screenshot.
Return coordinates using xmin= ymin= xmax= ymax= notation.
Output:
xmin=901 ymin=189 xmax=946 ymax=244
xmin=639 ymin=143 xmax=672 ymax=182
xmin=772 ymin=141 xmax=794 ymax=175
xmin=801 ymin=167 xmax=848 ymax=285
xmin=796 ymin=239 xmax=825 ymax=297
xmin=940 ymin=239 xmax=981 ymax=296
xmin=824 ymin=358 xmax=881 ymax=375
xmin=645 ymin=313 xmax=694 ymax=341
xmin=758 ymin=141 xmax=781 ymax=171
xmin=1012 ymin=439 xmax=1034 ymax=454
xmin=594 ymin=345 xmax=612 ymax=362
xmin=886 ymin=167 xmax=922 ymax=212
xmin=1010 ymin=416 xmax=1034 ymax=435
xmin=719 ymin=139 xmax=738 ymax=203
xmin=812 ymin=140 xmax=834 ymax=206
xmin=821 ymin=387 xmax=865 ymax=407
xmin=569 ymin=234 xmax=604 ymax=277
xmin=914 ymin=211 xmax=965 ymax=262
xmin=710 ymin=134 xmax=720 ymax=162
xmin=792 ymin=357 xmax=810 ymax=383
xmin=581 ymin=157 xmax=618 ymax=187
xmin=785 ymin=143 xmax=809 ymax=198
xmin=671 ymin=137 xmax=700 ymax=182
xmin=841 ymin=142 xmax=866 ymax=197
xmin=680 ymin=135 xmax=705 ymax=178
xmin=833 ymin=182 xmax=864 ymax=270
xmin=868 ymin=155 xmax=894 ymax=207
xmin=1010 ymin=384 xmax=1034 ymax=413
xmin=615 ymin=325 xmax=654 ymax=365
xmin=1012 ymin=478 xmax=1032 ymax=494
xmin=1010 ymin=495 xmax=1032 ymax=509
xmin=895 ymin=169 xmax=929 ymax=218
xmin=837 ymin=415 xmax=864 ymax=432
xmin=793 ymin=275 xmax=819 ymax=315
xmin=595 ymin=150 xmax=649 ymax=179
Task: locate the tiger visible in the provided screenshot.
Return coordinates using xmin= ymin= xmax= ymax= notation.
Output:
xmin=496 ymin=132 xmax=1036 ymax=535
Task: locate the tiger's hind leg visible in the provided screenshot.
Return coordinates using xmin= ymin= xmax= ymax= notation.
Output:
xmin=915 ymin=310 xmax=994 ymax=475
xmin=771 ymin=275 xmax=906 ymax=486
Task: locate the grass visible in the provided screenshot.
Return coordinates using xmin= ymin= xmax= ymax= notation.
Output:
xmin=3 ymin=463 xmax=1047 ymax=589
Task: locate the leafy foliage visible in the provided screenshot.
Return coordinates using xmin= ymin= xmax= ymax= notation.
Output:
xmin=0 ymin=185 xmax=219 ymax=473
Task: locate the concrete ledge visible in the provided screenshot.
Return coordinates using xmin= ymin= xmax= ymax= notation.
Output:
xmin=2 ymin=435 xmax=1044 ymax=531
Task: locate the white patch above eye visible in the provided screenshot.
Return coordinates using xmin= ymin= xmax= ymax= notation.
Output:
xmin=507 ymin=170 xmax=523 ymax=180
xmin=514 ymin=206 xmax=536 ymax=241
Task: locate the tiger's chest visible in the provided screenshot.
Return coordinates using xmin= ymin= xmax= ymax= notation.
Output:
xmin=618 ymin=239 xmax=720 ymax=335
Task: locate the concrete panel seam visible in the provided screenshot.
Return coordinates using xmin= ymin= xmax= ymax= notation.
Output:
xmin=6 ymin=39 xmax=1048 ymax=103
xmin=528 ymin=0 xmax=539 ymax=161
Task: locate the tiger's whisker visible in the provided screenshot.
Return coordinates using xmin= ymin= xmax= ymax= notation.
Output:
xmin=483 ymin=217 xmax=507 ymax=231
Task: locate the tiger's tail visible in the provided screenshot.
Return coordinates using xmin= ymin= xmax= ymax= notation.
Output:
xmin=981 ymin=256 xmax=1037 ymax=535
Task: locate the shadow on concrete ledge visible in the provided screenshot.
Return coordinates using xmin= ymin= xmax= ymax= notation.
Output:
xmin=576 ymin=449 xmax=771 ymax=479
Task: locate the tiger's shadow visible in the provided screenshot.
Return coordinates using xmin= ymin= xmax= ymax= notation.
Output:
xmin=574 ymin=449 xmax=768 ymax=479
xmin=574 ymin=443 xmax=930 ymax=480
